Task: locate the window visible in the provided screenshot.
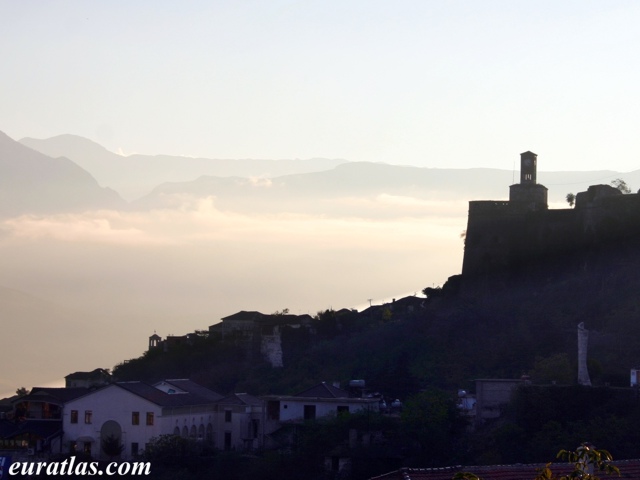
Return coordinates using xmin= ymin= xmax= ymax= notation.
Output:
xmin=303 ymin=405 xmax=316 ymax=420
xmin=224 ymin=410 xmax=232 ymax=423
xmin=131 ymin=442 xmax=139 ymax=456
xmin=83 ymin=442 xmax=91 ymax=455
xmin=224 ymin=431 xmax=232 ymax=451
xmin=70 ymin=410 xmax=78 ymax=424
xmin=84 ymin=410 xmax=92 ymax=424
xmin=146 ymin=412 xmax=154 ymax=426
xmin=132 ymin=412 xmax=139 ymax=425
xmin=337 ymin=405 xmax=349 ymax=414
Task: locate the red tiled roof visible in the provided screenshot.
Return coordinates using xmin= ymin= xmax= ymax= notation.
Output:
xmin=370 ymin=459 xmax=640 ymax=480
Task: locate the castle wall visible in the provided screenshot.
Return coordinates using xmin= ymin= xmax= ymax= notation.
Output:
xmin=462 ymin=189 xmax=640 ymax=279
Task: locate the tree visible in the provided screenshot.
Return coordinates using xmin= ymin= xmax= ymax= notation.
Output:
xmin=422 ymin=286 xmax=442 ymax=299
xmin=15 ymin=387 xmax=28 ymax=396
xmin=401 ymin=388 xmax=467 ymax=465
xmin=566 ymin=193 xmax=576 ymax=208
xmin=535 ymin=444 xmax=620 ymax=480
xmin=101 ymin=434 xmax=124 ymax=460
xmin=454 ymin=444 xmax=620 ymax=480
xmin=611 ymin=178 xmax=631 ymax=194
xmin=529 ymin=353 xmax=573 ymax=385
xmin=143 ymin=434 xmax=201 ymax=464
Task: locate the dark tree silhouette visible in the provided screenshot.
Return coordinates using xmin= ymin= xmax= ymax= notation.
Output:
xmin=101 ymin=434 xmax=124 ymax=460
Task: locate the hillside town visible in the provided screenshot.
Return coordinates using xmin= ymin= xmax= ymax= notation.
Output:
xmin=4 ymin=153 xmax=640 ymax=479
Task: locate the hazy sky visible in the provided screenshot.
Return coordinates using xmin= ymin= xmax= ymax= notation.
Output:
xmin=1 ymin=1 xmax=639 ymax=396
xmin=2 ymin=1 xmax=640 ymax=171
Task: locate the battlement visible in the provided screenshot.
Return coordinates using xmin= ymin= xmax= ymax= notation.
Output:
xmin=460 ymin=153 xmax=640 ymax=278
xmin=468 ymin=200 xmax=511 ymax=215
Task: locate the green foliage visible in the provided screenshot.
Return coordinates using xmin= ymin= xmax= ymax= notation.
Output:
xmin=534 ymin=444 xmax=620 ymax=480
xmin=610 ymin=178 xmax=631 ymax=194
xmin=566 ymin=193 xmax=576 ymax=207
xmin=400 ymin=388 xmax=468 ymax=466
xmin=457 ymin=445 xmax=620 ymax=480
xmin=530 ymin=353 xmax=573 ymax=385
xmin=143 ymin=435 xmax=198 ymax=460
xmin=479 ymin=385 xmax=640 ymax=464
xmin=453 ymin=473 xmax=481 ymax=480
xmin=422 ymin=286 xmax=442 ymax=298
xmin=101 ymin=434 xmax=124 ymax=459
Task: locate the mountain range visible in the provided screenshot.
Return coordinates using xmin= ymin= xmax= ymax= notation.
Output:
xmin=11 ymin=131 xmax=640 ymax=218
xmin=4 ymin=128 xmax=640 ymax=397
xmin=0 ymin=131 xmax=125 ymax=217
xmin=19 ymin=134 xmax=347 ymax=201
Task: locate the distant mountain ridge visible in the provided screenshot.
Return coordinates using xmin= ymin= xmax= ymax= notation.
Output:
xmin=0 ymin=131 xmax=125 ymax=217
xmin=132 ymin=162 xmax=637 ymax=217
xmin=19 ymin=134 xmax=347 ymax=201
xmin=12 ymin=132 xmax=640 ymax=218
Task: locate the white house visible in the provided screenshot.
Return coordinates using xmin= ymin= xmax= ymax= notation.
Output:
xmin=264 ymin=382 xmax=379 ymax=425
xmin=210 ymin=393 xmax=265 ymax=451
xmin=62 ymin=380 xmax=223 ymax=459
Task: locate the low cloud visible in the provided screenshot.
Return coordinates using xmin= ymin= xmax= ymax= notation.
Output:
xmin=0 ymin=197 xmax=466 ymax=395
xmin=247 ymin=177 xmax=273 ymax=187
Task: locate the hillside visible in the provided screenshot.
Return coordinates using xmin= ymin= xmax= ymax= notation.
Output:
xmin=113 ymin=227 xmax=640 ymax=399
xmin=0 ymin=131 xmax=125 ymax=217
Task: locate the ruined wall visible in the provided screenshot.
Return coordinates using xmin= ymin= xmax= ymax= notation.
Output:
xmin=260 ymin=327 xmax=284 ymax=368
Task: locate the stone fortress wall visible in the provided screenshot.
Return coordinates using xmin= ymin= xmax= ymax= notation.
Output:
xmin=462 ymin=151 xmax=640 ymax=278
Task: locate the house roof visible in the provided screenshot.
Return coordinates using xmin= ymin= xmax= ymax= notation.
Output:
xmin=1 ymin=420 xmax=62 ymax=441
xmin=65 ymin=368 xmax=110 ymax=380
xmin=217 ymin=393 xmax=262 ymax=406
xmin=369 ymin=460 xmax=640 ymax=480
xmin=256 ymin=314 xmax=314 ymax=327
xmin=221 ymin=311 xmax=266 ymax=322
xmin=389 ymin=296 xmax=424 ymax=310
xmin=15 ymin=387 xmax=90 ymax=405
xmin=157 ymin=379 xmax=223 ymax=401
xmin=294 ymin=382 xmax=350 ymax=399
xmin=115 ymin=382 xmax=217 ymax=407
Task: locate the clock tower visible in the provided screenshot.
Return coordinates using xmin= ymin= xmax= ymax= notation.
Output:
xmin=520 ymin=151 xmax=537 ymax=184
xmin=509 ymin=150 xmax=548 ymax=211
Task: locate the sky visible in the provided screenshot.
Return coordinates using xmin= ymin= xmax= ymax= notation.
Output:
xmin=2 ymin=1 xmax=640 ymax=171
xmin=1 ymin=1 xmax=640 ymax=395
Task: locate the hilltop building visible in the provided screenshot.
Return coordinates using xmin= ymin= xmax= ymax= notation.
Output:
xmin=65 ymin=368 xmax=111 ymax=389
xmin=461 ymin=151 xmax=640 ymax=279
